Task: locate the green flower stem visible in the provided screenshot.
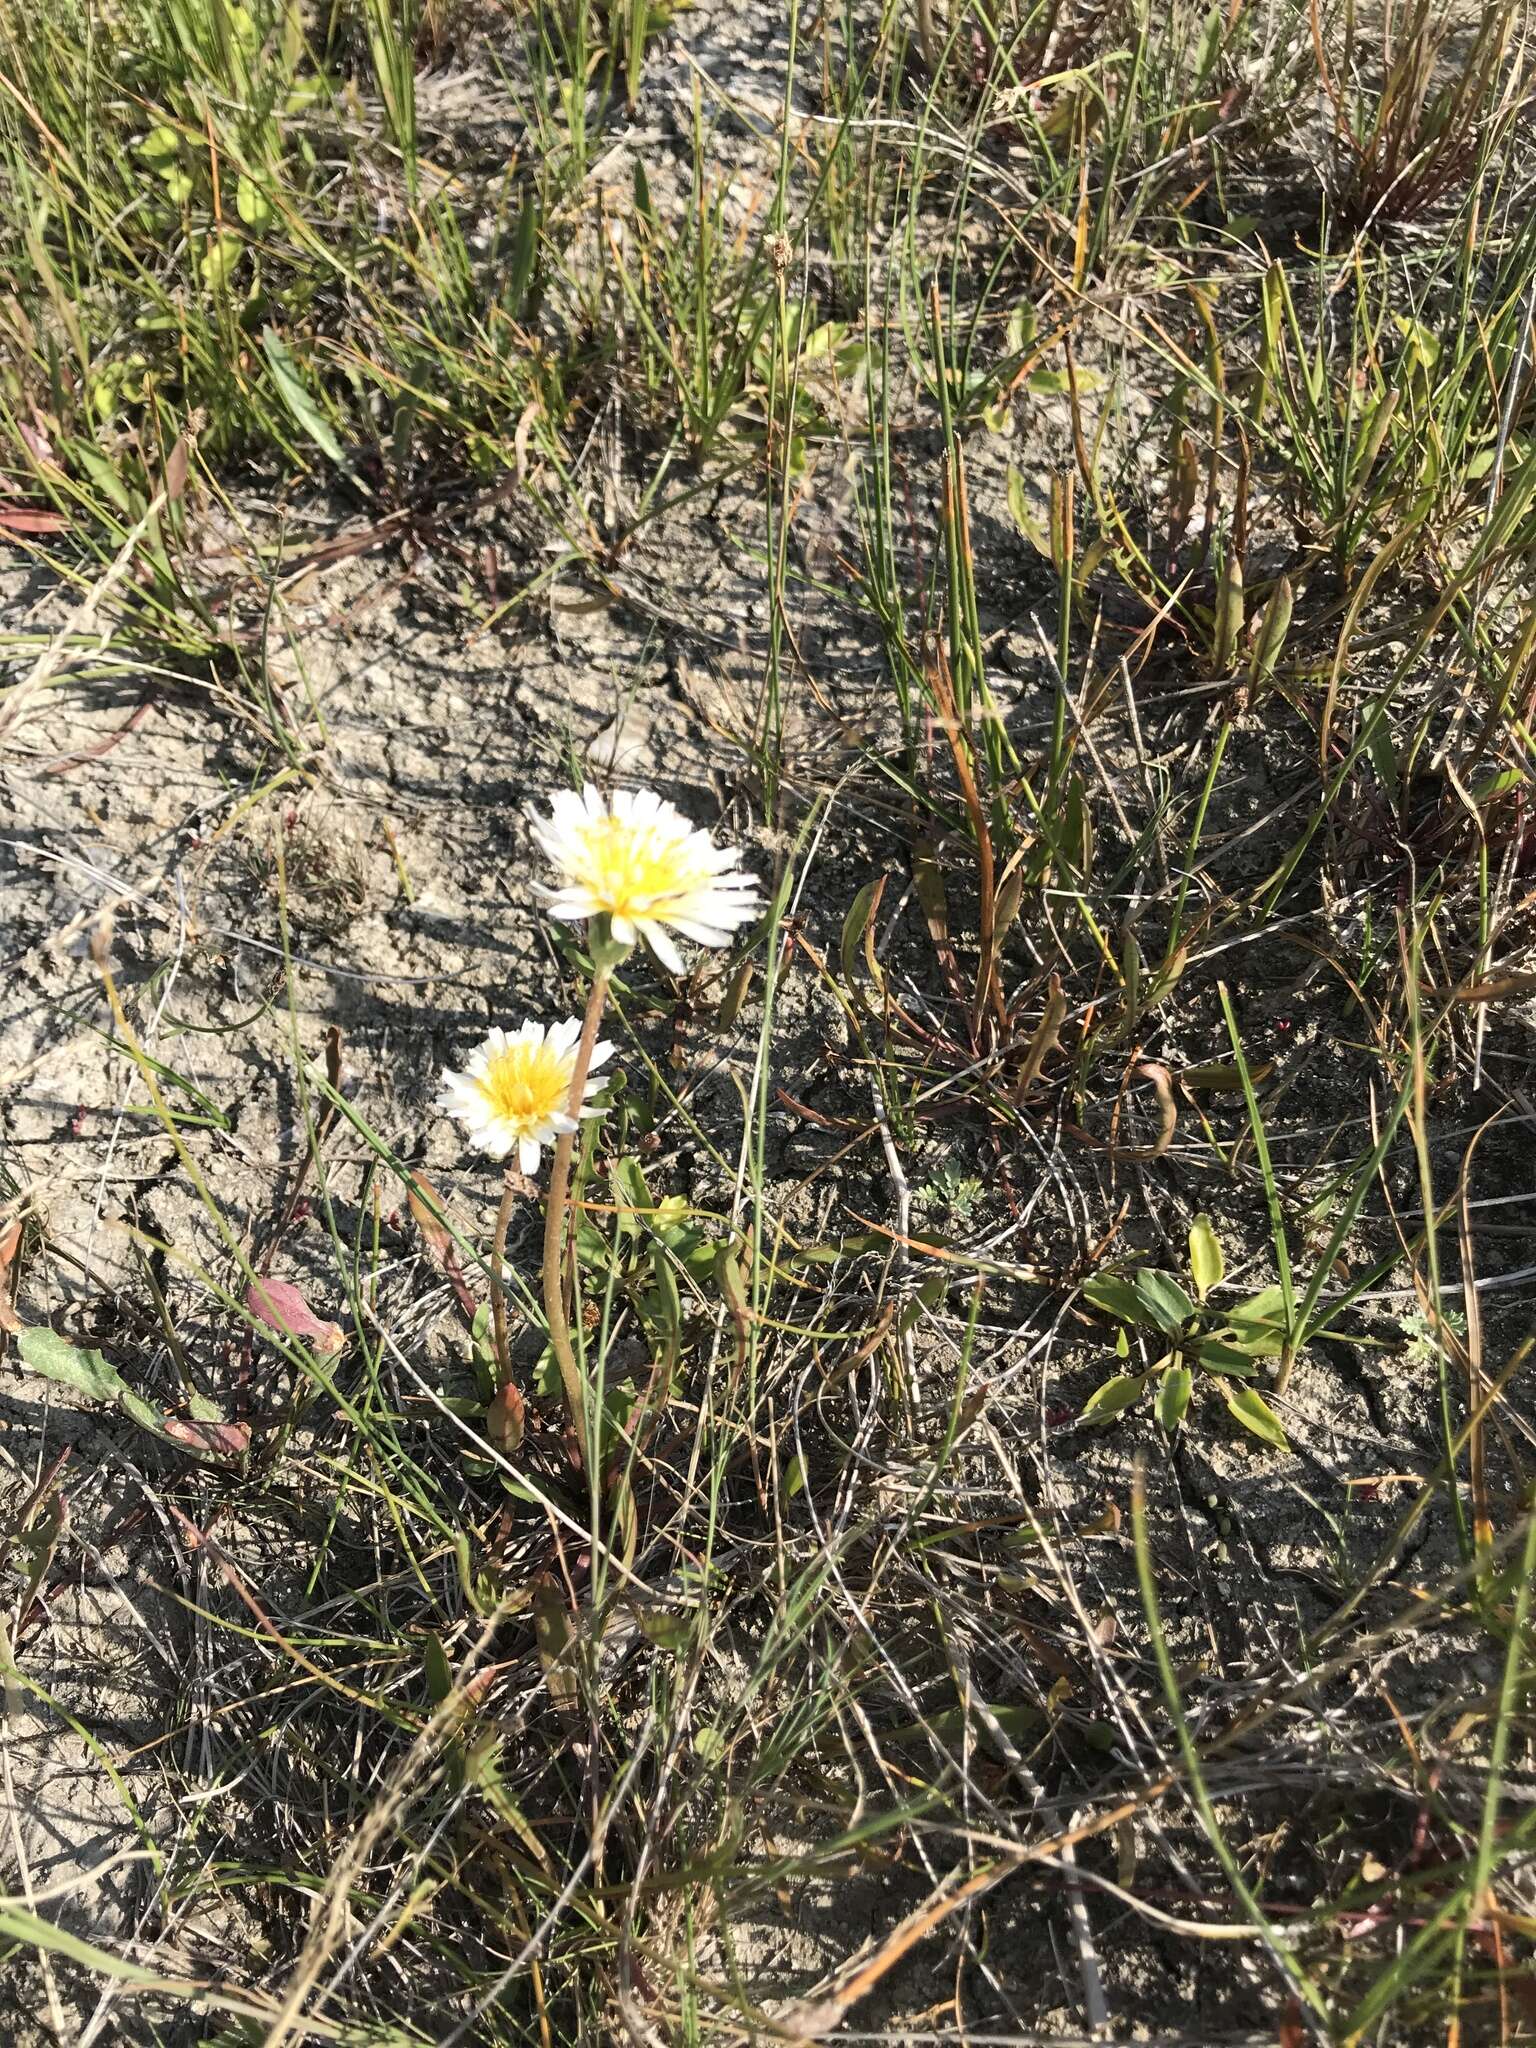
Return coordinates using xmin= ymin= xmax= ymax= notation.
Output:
xmin=488 ymin=1171 xmax=518 ymax=1396
xmin=540 ymin=964 xmax=613 ymax=1463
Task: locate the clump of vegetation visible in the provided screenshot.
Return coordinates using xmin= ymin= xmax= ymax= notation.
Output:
xmin=4 ymin=0 xmax=1536 ymax=2042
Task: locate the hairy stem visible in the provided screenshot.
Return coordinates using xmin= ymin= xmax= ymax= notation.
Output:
xmin=540 ymin=967 xmax=612 ymax=1463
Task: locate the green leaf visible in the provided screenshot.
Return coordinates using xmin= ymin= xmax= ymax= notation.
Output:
xmin=1081 ymin=1372 xmax=1147 ymax=1421
xmin=235 ymin=174 xmax=272 ymax=230
xmin=260 ymin=325 xmax=352 ymax=475
xmin=610 ymin=1154 xmax=651 ymax=1234
xmin=1217 ymin=1286 xmax=1290 ymax=1355
xmin=1129 ymin=1270 xmax=1196 ymax=1332
xmin=198 ymin=231 xmax=242 ymax=291
xmin=1188 ymin=1215 xmax=1224 ymax=1301
xmin=138 ymin=124 xmax=181 ymax=162
xmin=16 ymin=1327 xmax=124 ymax=1402
xmin=1082 ymin=1274 xmax=1151 ymax=1327
xmin=14 ymin=1328 xmax=246 ymax=1457
xmin=1006 ymin=463 xmax=1051 ymax=556
xmin=1192 ymin=1339 xmax=1259 ymax=1377
xmin=532 ymin=1576 xmax=579 ymax=1717
xmin=423 ymin=1633 xmax=454 ymax=1705
xmin=839 ymin=877 xmax=883 ymax=998
xmin=783 ymin=1452 xmax=807 ymax=1499
xmin=1158 ymin=1364 xmax=1192 ymax=1432
xmin=1222 ymin=1384 xmax=1290 ymax=1450
xmin=1084 ymin=1270 xmax=1194 ymax=1335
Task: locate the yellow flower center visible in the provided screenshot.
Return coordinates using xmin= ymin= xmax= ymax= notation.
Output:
xmin=578 ymin=816 xmax=701 ymax=916
xmin=477 ymin=1040 xmax=571 ymax=1127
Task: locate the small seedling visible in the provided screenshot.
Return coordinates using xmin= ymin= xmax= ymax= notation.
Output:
xmin=1080 ymin=1216 xmax=1292 ymax=1448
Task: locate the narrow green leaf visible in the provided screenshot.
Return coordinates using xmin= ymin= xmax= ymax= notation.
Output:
xmin=261 ymin=325 xmax=354 ymax=476
xmin=1223 ymin=1384 xmax=1290 ymax=1450
xmin=1082 ymin=1372 xmax=1147 ymax=1420
xmin=1158 ymin=1365 xmax=1193 ymax=1431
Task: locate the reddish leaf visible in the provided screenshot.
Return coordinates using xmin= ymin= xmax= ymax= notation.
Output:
xmin=487 ymin=1382 xmax=525 ymax=1452
xmin=162 ymin=1416 xmax=251 ymax=1457
xmin=17 ymin=420 xmax=58 ymax=468
xmin=246 ymin=1277 xmax=345 ymax=1356
xmin=0 ymin=507 xmax=69 ymax=536
xmin=164 ymin=431 xmax=190 ymax=504
xmin=0 ymin=1217 xmax=21 ymax=1336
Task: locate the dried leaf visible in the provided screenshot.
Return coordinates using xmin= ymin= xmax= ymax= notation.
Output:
xmin=163 ymin=431 xmax=190 ymax=505
xmin=1014 ymin=973 xmax=1068 ymax=1100
xmin=0 ymin=1218 xmax=22 ymax=1336
xmin=406 ymin=1173 xmax=453 ymax=1256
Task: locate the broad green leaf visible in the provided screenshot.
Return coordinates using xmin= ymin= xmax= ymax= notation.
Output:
xmin=610 ymin=1154 xmax=651 ymax=1233
xmin=1158 ymin=1365 xmax=1193 ymax=1432
xmin=783 ymin=1452 xmax=807 ymax=1499
xmin=138 ymin=124 xmax=180 ymax=162
xmin=15 ymin=1328 xmax=246 ymax=1456
xmin=1223 ymin=1384 xmax=1290 ymax=1450
xmin=235 ymin=174 xmax=272 ymax=230
xmin=1132 ymin=1270 xmax=1196 ymax=1332
xmin=1188 ymin=1215 xmax=1224 ymax=1301
xmin=1228 ymin=1285 xmax=1287 ymax=1322
xmin=16 ymin=1327 xmax=123 ymax=1402
xmin=198 ymin=231 xmax=241 ymax=291
xmin=1217 ymin=1286 xmax=1290 ymax=1355
xmin=1086 ymin=1269 xmax=1196 ymax=1335
xmin=1082 ymin=1274 xmax=1153 ymax=1328
xmin=1192 ymin=1339 xmax=1259 ymax=1377
xmin=1081 ymin=1372 xmax=1147 ymax=1421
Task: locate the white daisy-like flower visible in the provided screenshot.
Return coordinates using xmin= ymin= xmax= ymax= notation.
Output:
xmin=437 ymin=1020 xmax=613 ymax=1174
xmin=530 ymin=784 xmax=760 ymax=972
